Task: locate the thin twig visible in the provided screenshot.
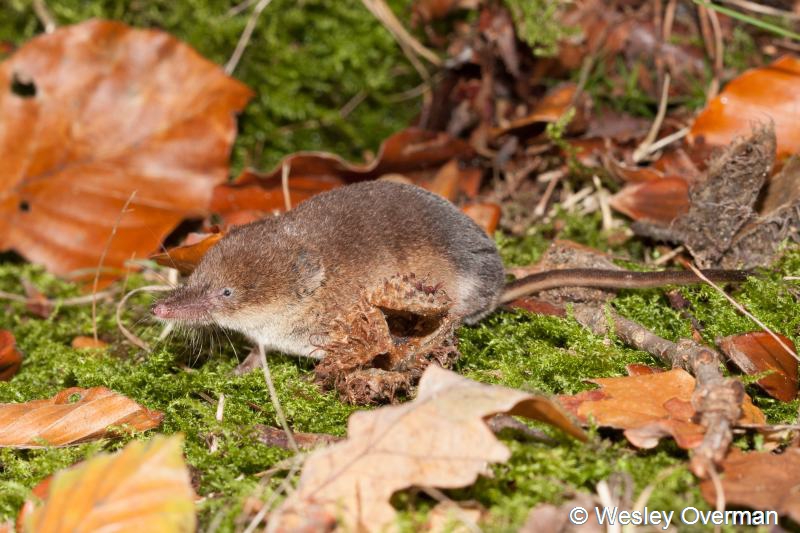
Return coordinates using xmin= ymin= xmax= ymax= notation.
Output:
xmin=643 ymin=126 xmax=689 ymax=156
xmin=32 ymin=0 xmax=56 ymax=33
xmin=706 ymin=5 xmax=724 ymax=101
xmin=281 ymin=162 xmax=292 ymax=212
xmin=225 ymin=0 xmax=274 ymax=75
xmin=116 ymin=284 xmax=173 ymax=351
xmin=653 ymin=245 xmax=685 ymax=266
xmin=258 ymin=344 xmax=299 ymax=453
xmin=533 ymin=169 xmax=565 ymax=219
xmin=93 ymin=191 xmax=137 ymax=342
xmin=633 ymin=74 xmax=671 ymax=162
xmin=360 ymin=0 xmax=441 ymax=66
xmin=687 ymin=263 xmax=800 ymax=362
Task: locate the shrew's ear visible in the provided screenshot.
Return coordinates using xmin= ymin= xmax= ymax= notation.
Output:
xmin=294 ymin=249 xmax=325 ymax=296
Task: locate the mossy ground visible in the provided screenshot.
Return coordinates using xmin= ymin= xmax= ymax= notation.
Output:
xmin=1 ymin=2 xmax=800 ymax=532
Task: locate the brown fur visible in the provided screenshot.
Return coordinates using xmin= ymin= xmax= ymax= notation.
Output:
xmin=153 ymin=181 xmax=505 ymax=357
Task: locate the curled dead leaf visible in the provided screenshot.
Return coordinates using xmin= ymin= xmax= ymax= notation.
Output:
xmin=0 ymin=387 xmax=163 ymax=448
xmin=20 ymin=435 xmax=195 ymax=532
xmin=150 ymin=232 xmax=224 ymax=275
xmin=275 ymin=365 xmax=585 ymax=531
xmin=210 ymin=128 xmax=471 ymax=218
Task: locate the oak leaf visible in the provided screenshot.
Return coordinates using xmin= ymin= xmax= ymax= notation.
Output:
xmin=700 ymin=448 xmax=800 ymax=524
xmin=0 ymin=330 xmax=22 ymax=381
xmin=20 ymin=435 xmax=195 ymax=532
xmin=0 ymin=20 xmax=252 ymax=278
xmin=0 ymin=387 xmax=163 ymax=448
xmin=558 ymin=369 xmax=764 ymax=450
xmin=274 ymin=365 xmax=585 ymax=531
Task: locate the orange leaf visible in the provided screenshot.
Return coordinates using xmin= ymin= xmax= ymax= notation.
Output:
xmin=462 ymin=202 xmax=501 ymax=234
xmin=609 ymin=177 xmax=690 ymax=224
xmin=210 ymin=128 xmax=471 ymax=217
xmin=690 ymin=55 xmax=800 ymax=158
xmin=0 ymin=20 xmax=252 ymax=278
xmin=718 ymin=332 xmax=798 ymax=402
xmin=0 ymin=387 xmax=163 ymax=448
xmin=150 ymin=232 xmax=224 ymax=275
xmin=0 ymin=330 xmax=22 ymax=381
xmin=559 ymin=369 xmax=764 ymax=450
xmin=70 ymin=336 xmax=109 ymax=350
xmin=21 ymin=435 xmax=195 ymax=532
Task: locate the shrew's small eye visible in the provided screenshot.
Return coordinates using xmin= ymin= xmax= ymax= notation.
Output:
xmin=221 ymin=288 xmax=233 ymax=298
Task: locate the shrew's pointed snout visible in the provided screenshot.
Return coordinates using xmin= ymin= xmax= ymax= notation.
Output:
xmin=152 ymin=302 xmax=172 ymax=319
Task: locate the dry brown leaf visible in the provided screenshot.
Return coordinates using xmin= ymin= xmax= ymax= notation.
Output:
xmin=558 ymin=369 xmax=764 ymax=450
xmin=150 ymin=232 xmax=224 ymax=275
xmin=210 ymin=128 xmax=471 ymax=218
xmin=274 ymin=365 xmax=585 ymax=531
xmin=20 ymin=434 xmax=195 ymax=532
xmin=718 ymin=332 xmax=798 ymax=402
xmin=700 ymin=448 xmax=800 ymax=524
xmin=690 ymin=55 xmax=800 ymax=158
xmin=0 ymin=330 xmax=22 ymax=381
xmin=462 ymin=202 xmax=501 ymax=234
xmin=0 ymin=387 xmax=163 ymax=448
xmin=0 ymin=20 xmax=252 ymax=279
xmin=609 ymin=177 xmax=690 ymax=224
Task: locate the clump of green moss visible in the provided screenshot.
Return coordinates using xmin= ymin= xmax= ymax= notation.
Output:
xmin=503 ymin=0 xmax=574 ymax=57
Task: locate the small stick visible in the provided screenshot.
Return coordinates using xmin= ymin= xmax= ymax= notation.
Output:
xmin=216 ymin=393 xmax=226 ymax=422
xmin=653 ymin=245 xmax=685 ymax=266
xmin=281 ymin=162 xmax=292 ymax=212
xmin=225 ymin=0 xmax=275 ymax=75
xmin=116 ymin=284 xmax=173 ymax=351
xmin=93 ymin=191 xmax=137 ymax=342
xmin=360 ymin=0 xmax=441 ymax=66
xmin=705 ymin=6 xmax=724 ymax=102
xmin=633 ymin=74 xmax=671 ymax=162
xmin=32 ymin=0 xmax=56 ymax=33
xmin=533 ymin=169 xmax=565 ymax=219
xmin=642 ymin=127 xmax=689 ymax=156
xmin=258 ymin=344 xmax=299 ymax=453
xmin=686 ymin=262 xmax=799 ymax=362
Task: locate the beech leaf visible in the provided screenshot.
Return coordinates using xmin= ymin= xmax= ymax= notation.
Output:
xmin=21 ymin=435 xmax=195 ymax=532
xmin=0 ymin=387 xmax=163 ymax=448
xmin=274 ymin=365 xmax=584 ymax=531
xmin=0 ymin=20 xmax=252 ymax=278
xmin=690 ymin=55 xmax=800 ymax=158
xmin=718 ymin=332 xmax=798 ymax=402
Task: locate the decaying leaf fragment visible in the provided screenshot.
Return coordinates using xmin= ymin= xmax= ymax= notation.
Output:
xmin=274 ymin=365 xmax=585 ymax=531
xmin=20 ymin=435 xmax=195 ymax=532
xmin=0 ymin=330 xmax=22 ymax=381
xmin=630 ymin=126 xmax=800 ymax=268
xmin=558 ymin=369 xmax=764 ymax=450
xmin=315 ymin=273 xmax=460 ymax=404
xmin=700 ymin=448 xmax=800 ymax=524
xmin=150 ymin=231 xmax=225 ymax=275
xmin=718 ymin=332 xmax=798 ymax=402
xmin=0 ymin=20 xmax=252 ymax=279
xmin=0 ymin=387 xmax=163 ymax=448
